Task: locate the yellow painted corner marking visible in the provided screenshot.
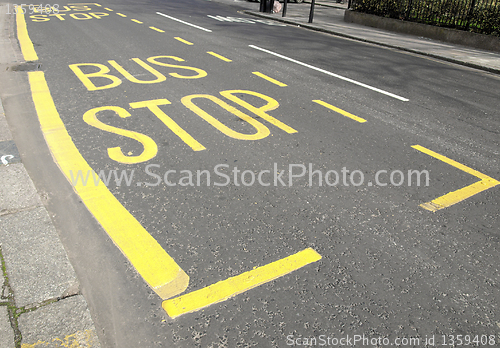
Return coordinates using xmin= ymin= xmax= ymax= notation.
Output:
xmin=28 ymin=71 xmax=189 ymax=299
xmin=150 ymin=26 xmax=165 ymax=33
xmin=131 ymin=19 xmax=143 ymax=24
xmin=104 ymin=7 xmax=113 ymax=11
xmin=207 ymin=51 xmax=232 ymax=62
xmin=174 ymin=37 xmax=193 ymax=45
xmin=163 ymin=248 xmax=321 ymax=318
xmin=312 ymin=100 xmax=367 ymax=123
xmin=252 ymin=72 xmax=287 ymax=87
xmin=16 ymin=11 xmax=38 ymax=62
xmin=116 ymin=13 xmax=127 ymax=17
xmin=412 ymin=145 xmax=500 ymax=212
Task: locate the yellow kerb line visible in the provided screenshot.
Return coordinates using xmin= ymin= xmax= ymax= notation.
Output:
xmin=252 ymin=72 xmax=287 ymax=87
xmin=149 ymin=27 xmax=165 ymax=32
xmin=116 ymin=13 xmax=127 ymax=17
xmin=163 ymin=248 xmax=321 ymax=318
xmin=16 ymin=12 xmax=38 ymax=61
xmin=174 ymin=37 xmax=193 ymax=45
xmin=312 ymin=100 xmax=367 ymax=123
xmin=413 ymin=145 xmax=500 ymax=212
xmin=21 ymin=329 xmax=99 ymax=348
xmin=131 ymin=19 xmax=143 ymax=24
xmin=207 ymin=51 xmax=232 ymax=62
xmin=28 ymin=71 xmax=189 ymax=299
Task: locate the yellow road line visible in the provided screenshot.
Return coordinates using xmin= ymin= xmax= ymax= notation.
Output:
xmin=163 ymin=248 xmax=321 ymax=318
xmin=413 ymin=145 xmax=500 ymax=212
xmin=174 ymin=37 xmax=193 ymax=45
xmin=116 ymin=13 xmax=127 ymax=17
xmin=312 ymin=100 xmax=367 ymax=123
xmin=68 ymin=3 xmax=102 ymax=5
xmin=131 ymin=19 xmax=143 ymax=24
xmin=16 ymin=12 xmax=38 ymax=61
xmin=207 ymin=51 xmax=232 ymax=62
xmin=28 ymin=71 xmax=189 ymax=299
xmin=104 ymin=7 xmax=113 ymax=11
xmin=21 ymin=329 xmax=100 ymax=348
xmin=149 ymin=26 xmax=165 ymax=32
xmin=252 ymin=72 xmax=287 ymax=87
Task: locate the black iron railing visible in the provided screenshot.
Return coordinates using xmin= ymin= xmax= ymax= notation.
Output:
xmin=349 ymin=0 xmax=500 ymax=36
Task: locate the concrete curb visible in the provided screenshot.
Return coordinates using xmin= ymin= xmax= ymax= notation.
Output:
xmin=243 ymin=10 xmax=500 ymax=75
xmin=0 ymin=95 xmax=101 ymax=347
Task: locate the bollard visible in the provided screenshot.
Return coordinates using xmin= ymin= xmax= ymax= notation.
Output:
xmin=308 ymin=0 xmax=315 ymax=23
xmin=282 ymin=0 xmax=288 ymax=17
xmin=309 ymin=0 xmax=315 ymax=23
xmin=260 ymin=0 xmax=276 ymax=13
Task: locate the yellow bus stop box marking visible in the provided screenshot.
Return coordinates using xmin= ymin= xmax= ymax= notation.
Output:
xmin=28 ymin=71 xmax=188 ymax=299
xmin=413 ymin=145 xmax=499 ymax=212
xmin=16 ymin=12 xmax=38 ymax=61
xmin=163 ymin=248 xmax=321 ymax=318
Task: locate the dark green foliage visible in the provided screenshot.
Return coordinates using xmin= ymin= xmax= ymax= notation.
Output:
xmin=472 ymin=7 xmax=500 ymax=35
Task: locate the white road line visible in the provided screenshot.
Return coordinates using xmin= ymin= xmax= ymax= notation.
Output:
xmin=249 ymin=45 xmax=409 ymax=102
xmin=156 ymin=12 xmax=212 ymax=32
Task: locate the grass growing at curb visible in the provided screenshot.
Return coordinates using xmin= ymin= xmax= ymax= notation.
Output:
xmin=0 ymin=245 xmax=23 ymax=347
xmin=1 ymin=245 xmax=81 ymax=347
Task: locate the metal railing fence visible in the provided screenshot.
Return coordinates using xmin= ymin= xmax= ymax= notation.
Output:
xmin=349 ymin=0 xmax=500 ymax=35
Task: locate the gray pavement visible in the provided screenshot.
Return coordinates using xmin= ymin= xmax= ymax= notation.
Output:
xmin=242 ymin=0 xmax=500 ymax=73
xmin=0 ymin=6 xmax=101 ymax=345
xmin=0 ymin=100 xmax=101 ymax=348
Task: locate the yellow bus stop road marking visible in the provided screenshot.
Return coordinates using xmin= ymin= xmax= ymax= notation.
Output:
xmin=16 ymin=12 xmax=38 ymax=61
xmin=312 ymin=100 xmax=367 ymax=123
xmin=28 ymin=71 xmax=189 ymax=299
xmin=163 ymin=248 xmax=322 ymax=318
xmin=20 ymin=12 xmax=321 ymax=317
xmin=149 ymin=26 xmax=165 ymax=33
xmin=252 ymin=72 xmax=287 ymax=87
xmin=413 ymin=145 xmax=500 ymax=212
xmin=207 ymin=51 xmax=232 ymax=62
xmin=174 ymin=37 xmax=193 ymax=45
xmin=68 ymin=3 xmax=102 ymax=5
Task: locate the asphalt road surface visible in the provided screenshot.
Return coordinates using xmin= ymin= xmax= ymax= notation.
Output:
xmin=1 ymin=0 xmax=499 ymax=346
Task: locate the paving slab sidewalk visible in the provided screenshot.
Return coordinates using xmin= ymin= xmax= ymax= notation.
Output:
xmin=0 ymin=6 xmax=102 ymax=344
xmin=0 ymin=100 xmax=101 ymax=348
xmin=242 ymin=0 xmax=500 ymax=73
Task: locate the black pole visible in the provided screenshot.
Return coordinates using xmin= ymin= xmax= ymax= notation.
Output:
xmin=260 ymin=0 xmax=265 ymax=12
xmin=282 ymin=0 xmax=288 ymax=17
xmin=266 ymin=0 xmax=273 ymax=13
xmin=308 ymin=0 xmax=315 ymax=23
